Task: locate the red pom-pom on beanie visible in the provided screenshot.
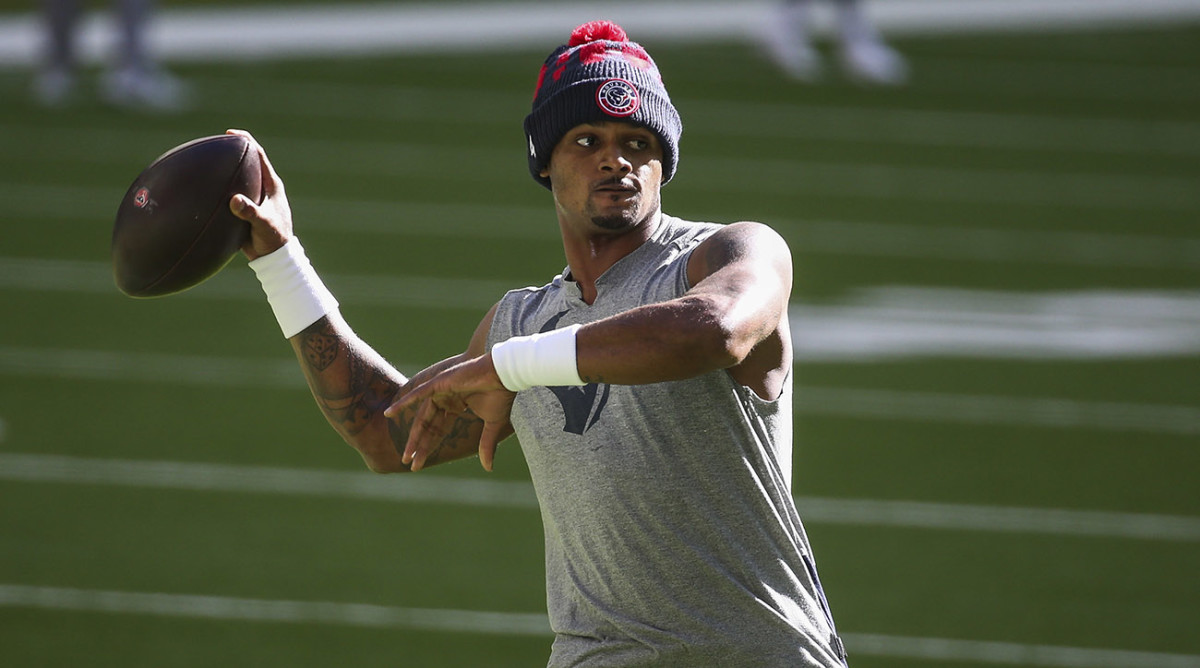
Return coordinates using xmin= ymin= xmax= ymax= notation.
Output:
xmin=568 ymin=20 xmax=628 ymax=46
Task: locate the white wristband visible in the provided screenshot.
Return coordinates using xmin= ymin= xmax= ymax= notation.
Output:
xmin=491 ymin=324 xmax=585 ymax=392
xmin=249 ymin=237 xmax=339 ymax=339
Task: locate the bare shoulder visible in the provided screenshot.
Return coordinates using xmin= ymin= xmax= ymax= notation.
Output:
xmin=687 ymin=221 xmax=792 ymax=286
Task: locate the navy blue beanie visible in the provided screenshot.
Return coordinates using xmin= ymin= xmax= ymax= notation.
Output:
xmin=524 ymin=21 xmax=682 ymax=190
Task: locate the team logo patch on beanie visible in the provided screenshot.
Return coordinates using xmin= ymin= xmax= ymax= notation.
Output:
xmin=595 ymin=78 xmax=640 ymax=118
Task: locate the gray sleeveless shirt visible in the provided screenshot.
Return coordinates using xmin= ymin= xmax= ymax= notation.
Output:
xmin=488 ymin=215 xmax=846 ymax=668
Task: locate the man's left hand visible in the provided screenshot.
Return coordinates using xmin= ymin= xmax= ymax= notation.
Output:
xmin=385 ymin=354 xmax=515 ymax=471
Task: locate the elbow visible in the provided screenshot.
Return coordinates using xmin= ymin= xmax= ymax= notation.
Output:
xmin=687 ymin=298 xmax=758 ymax=369
xmin=352 ymin=436 xmax=412 ymax=474
xmin=363 ymin=455 xmax=410 ymax=474
xmin=363 ymin=455 xmax=412 ymax=474
xmin=699 ymin=302 xmax=771 ymax=370
xmin=711 ymin=327 xmax=756 ymax=369
xmin=699 ymin=292 xmax=781 ymax=370
xmin=691 ymin=323 xmax=743 ymax=369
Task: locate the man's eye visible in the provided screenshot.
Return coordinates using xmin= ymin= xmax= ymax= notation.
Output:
xmin=629 ymin=139 xmax=649 ymax=150
xmin=575 ymin=136 xmax=595 ymax=147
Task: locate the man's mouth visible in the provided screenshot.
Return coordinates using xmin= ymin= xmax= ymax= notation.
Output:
xmin=593 ymin=178 xmax=639 ymax=195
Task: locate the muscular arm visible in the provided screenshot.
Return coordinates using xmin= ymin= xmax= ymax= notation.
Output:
xmin=291 ymin=309 xmax=498 ymax=472
xmin=287 ymin=313 xmax=471 ymax=471
xmin=576 ymin=221 xmax=793 ymax=399
xmin=224 ymin=129 xmax=508 ymax=473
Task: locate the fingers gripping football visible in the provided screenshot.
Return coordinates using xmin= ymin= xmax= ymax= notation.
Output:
xmin=226 ymin=129 xmax=293 ymax=260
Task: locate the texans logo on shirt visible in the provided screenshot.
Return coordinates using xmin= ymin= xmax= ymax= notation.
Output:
xmin=540 ymin=312 xmax=609 ymax=435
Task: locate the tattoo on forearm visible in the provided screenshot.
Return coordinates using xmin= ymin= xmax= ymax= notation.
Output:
xmin=333 ymin=371 xmax=398 ymax=436
xmin=387 ymin=411 xmax=479 ymax=466
xmin=298 ymin=320 xmax=399 ymax=436
xmin=301 ymin=321 xmax=340 ymax=372
xmin=296 ymin=318 xmax=484 ymax=467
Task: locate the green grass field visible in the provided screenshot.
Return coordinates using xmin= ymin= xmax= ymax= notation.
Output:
xmin=1 ymin=3 xmax=1198 ymax=666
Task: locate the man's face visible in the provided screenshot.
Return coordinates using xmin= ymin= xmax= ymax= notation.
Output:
xmin=541 ymin=121 xmax=663 ymax=234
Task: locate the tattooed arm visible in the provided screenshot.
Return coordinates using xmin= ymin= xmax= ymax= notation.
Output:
xmin=289 ymin=305 xmax=504 ymax=473
xmin=223 ymin=129 xmax=511 ymax=472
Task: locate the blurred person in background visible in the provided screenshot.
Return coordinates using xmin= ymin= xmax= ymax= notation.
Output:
xmin=34 ymin=0 xmax=189 ymax=110
xmin=763 ymin=0 xmax=909 ymax=84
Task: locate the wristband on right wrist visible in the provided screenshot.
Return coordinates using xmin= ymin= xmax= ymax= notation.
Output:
xmin=248 ymin=236 xmax=339 ymax=339
xmin=491 ymin=324 xmax=585 ymax=392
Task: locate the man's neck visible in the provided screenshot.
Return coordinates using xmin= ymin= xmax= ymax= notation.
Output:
xmin=560 ymin=210 xmax=662 ymax=305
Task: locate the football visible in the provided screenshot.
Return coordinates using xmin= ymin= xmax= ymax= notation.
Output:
xmin=112 ymin=133 xmax=262 ymax=298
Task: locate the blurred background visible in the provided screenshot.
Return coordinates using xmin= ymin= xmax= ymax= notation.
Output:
xmin=1 ymin=1 xmax=1198 ymax=666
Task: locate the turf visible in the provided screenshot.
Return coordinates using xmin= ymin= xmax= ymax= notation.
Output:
xmin=0 ymin=7 xmax=1197 ymax=667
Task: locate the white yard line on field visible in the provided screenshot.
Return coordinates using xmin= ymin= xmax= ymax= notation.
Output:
xmin=0 ymin=452 xmax=540 ymax=509
xmin=6 ymin=81 xmax=1200 ymax=158
xmin=842 ymin=633 xmax=1200 ymax=668
xmin=1 ymin=0 xmax=1199 ymax=66
xmin=0 ymin=584 xmax=552 ymax=636
xmin=788 ymin=286 xmax=1200 ymax=361
xmin=0 ymin=255 xmax=511 ymax=311
xmin=7 ymin=254 xmax=1200 ymax=359
xmin=2 ymin=453 xmax=1198 ymax=541
xmin=6 ymin=170 xmax=1200 ymax=265
xmin=5 ymin=340 xmax=1200 ymax=434
xmin=1 ymin=583 xmax=1198 ymax=667
xmin=689 ymin=156 xmax=1199 ymax=212
xmin=794 ymin=385 xmax=1200 ymax=437
xmin=691 ymin=102 xmax=1200 ymax=158
xmin=4 ymin=343 xmax=1199 ymax=435
xmin=7 ymin=141 xmax=1196 ymax=214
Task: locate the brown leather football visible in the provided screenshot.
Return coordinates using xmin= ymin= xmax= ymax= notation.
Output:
xmin=112 ymin=134 xmax=261 ymax=298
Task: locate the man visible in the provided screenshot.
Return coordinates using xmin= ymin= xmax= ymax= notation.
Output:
xmin=761 ymin=0 xmax=909 ymax=84
xmin=34 ymin=0 xmax=190 ymax=109
xmin=230 ymin=20 xmax=848 ymax=668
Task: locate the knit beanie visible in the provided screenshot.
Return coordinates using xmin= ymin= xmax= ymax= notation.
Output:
xmin=524 ymin=20 xmax=682 ymax=190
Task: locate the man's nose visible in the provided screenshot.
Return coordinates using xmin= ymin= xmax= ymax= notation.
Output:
xmin=599 ymin=146 xmax=632 ymax=174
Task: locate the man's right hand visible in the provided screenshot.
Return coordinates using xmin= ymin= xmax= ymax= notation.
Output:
xmin=226 ymin=128 xmax=293 ymax=260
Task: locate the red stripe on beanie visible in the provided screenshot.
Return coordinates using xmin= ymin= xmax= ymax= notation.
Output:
xmin=532 ymin=64 xmax=548 ymax=101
